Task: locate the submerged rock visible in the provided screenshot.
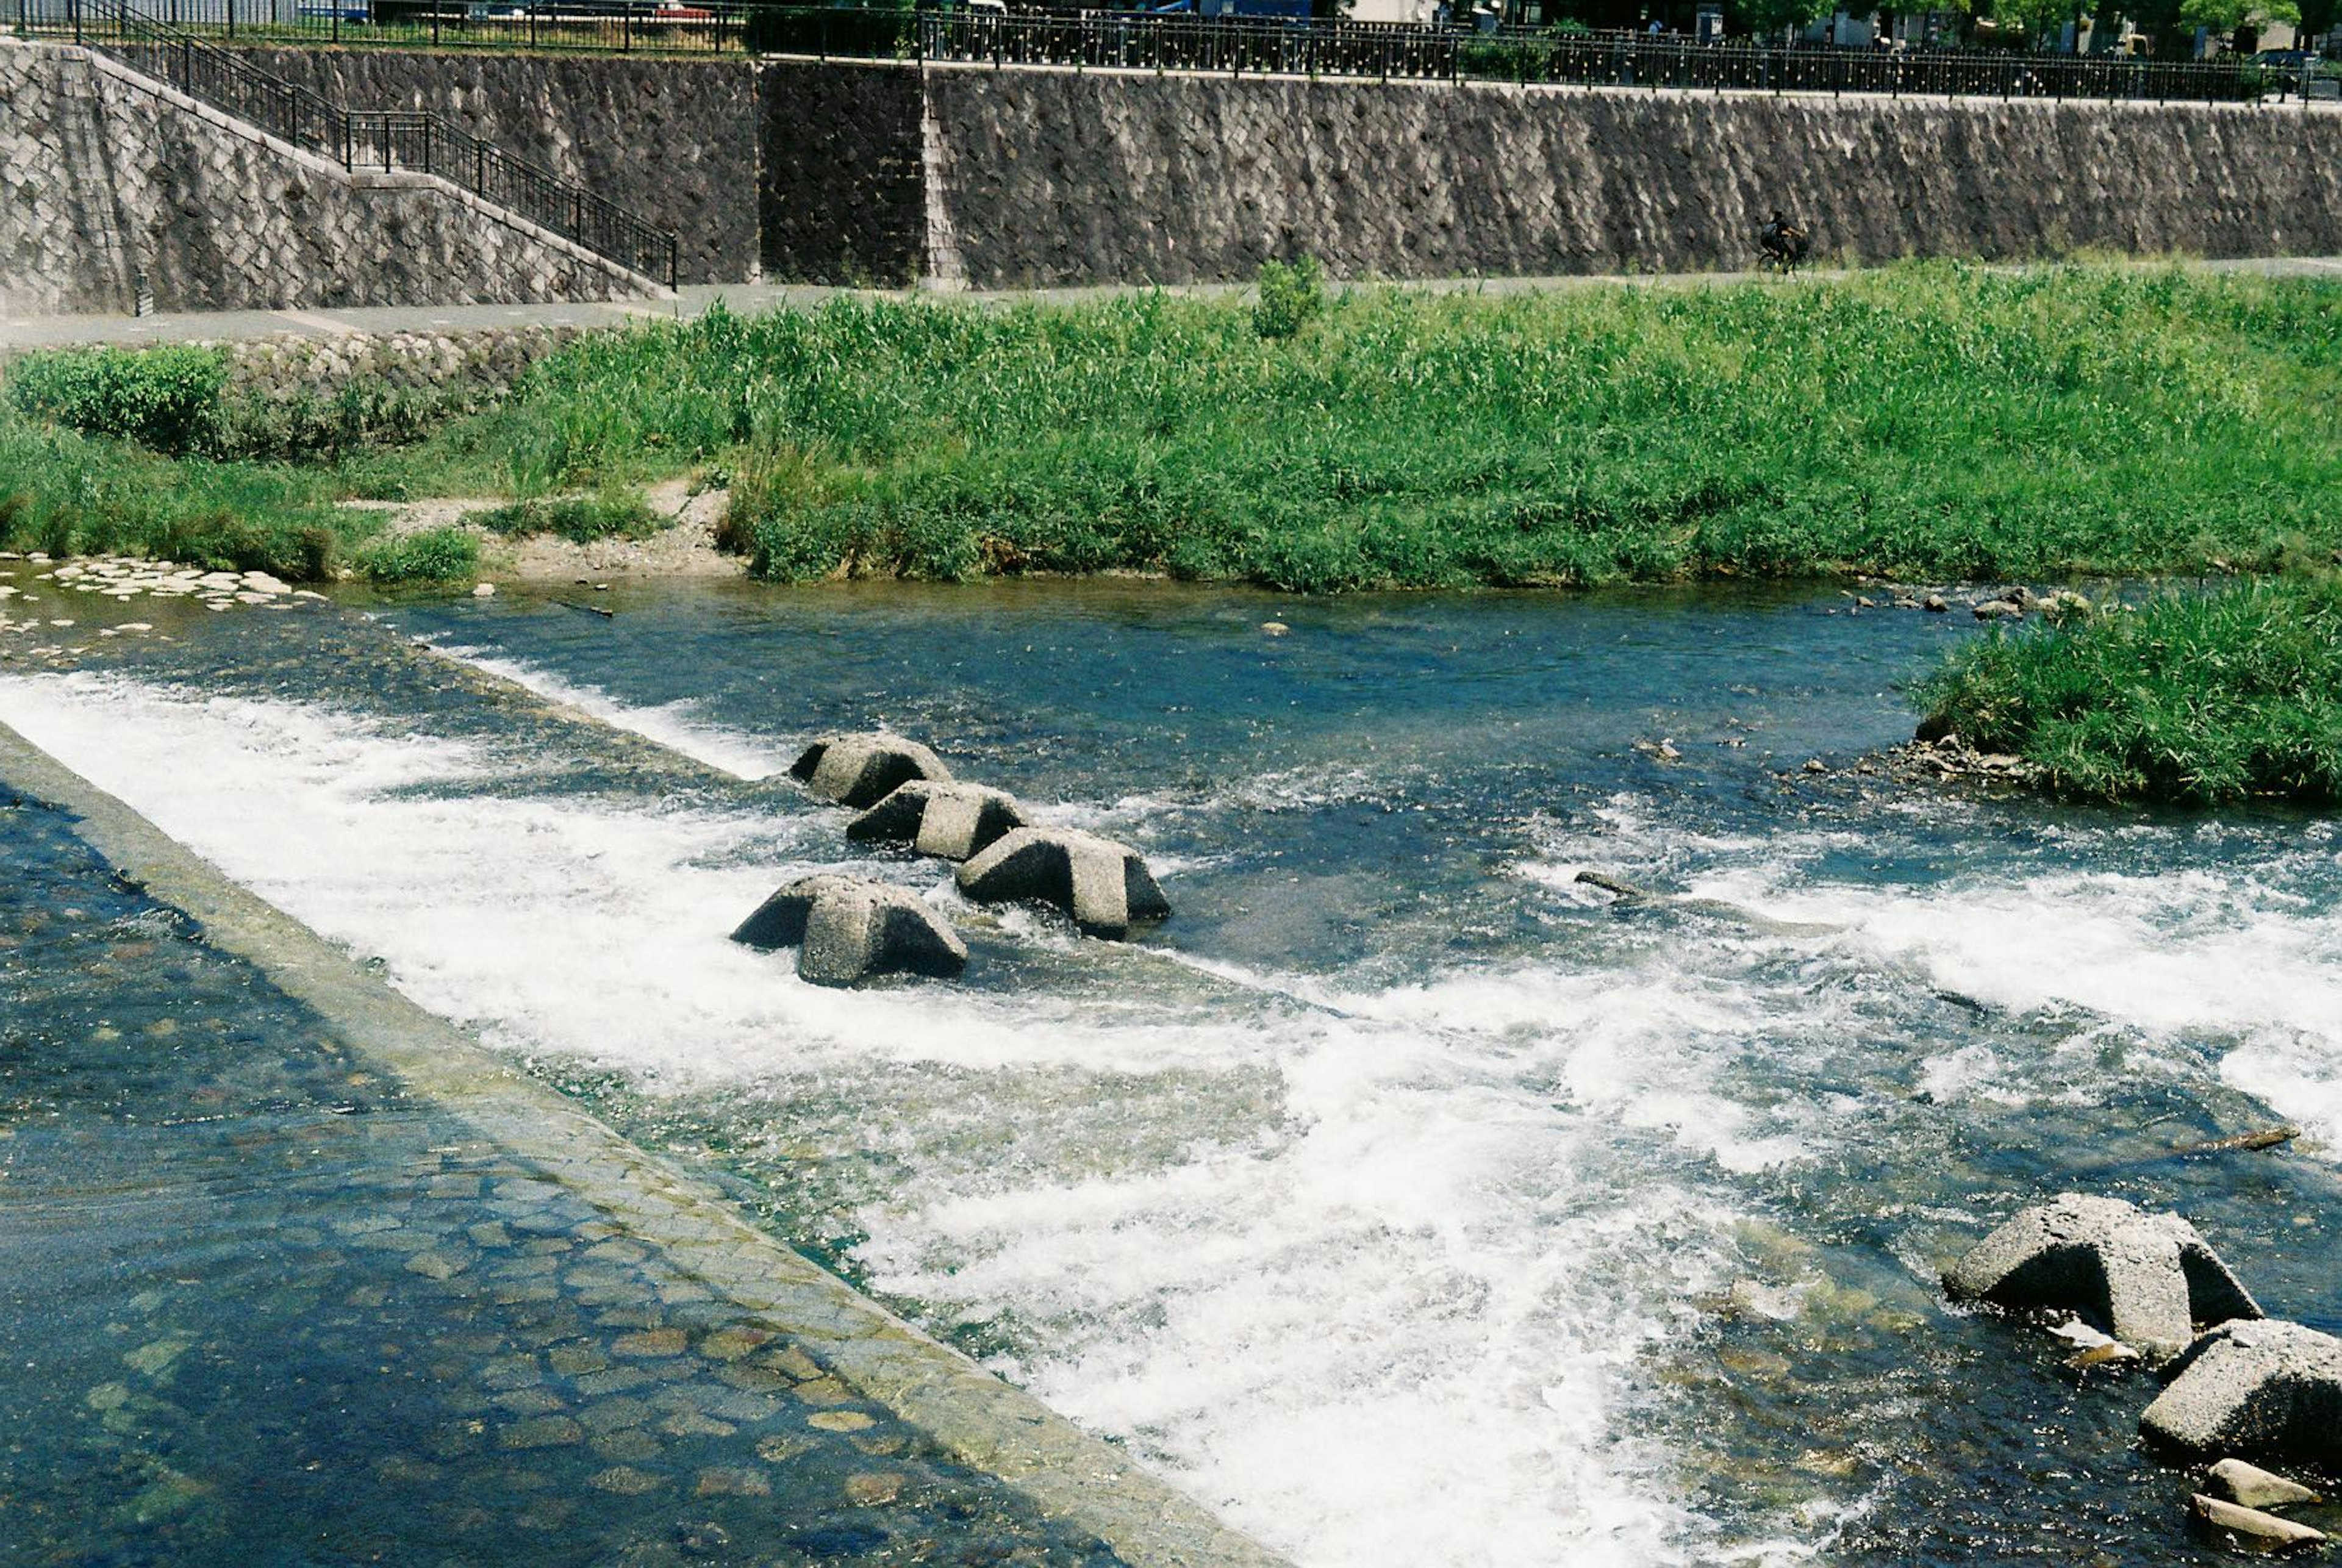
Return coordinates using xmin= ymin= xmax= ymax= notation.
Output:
xmin=2143 ymin=1320 xmax=2342 ymax=1470
xmin=1943 ymin=1194 xmax=2260 ymax=1362
xmin=2208 ymin=1458 xmax=2324 ymax=1511
xmin=731 ymin=875 xmax=967 ymax=986
xmin=2190 ymin=1494 xmax=2327 ymax=1551
xmin=845 ymin=781 xmax=1028 ymax=862
xmin=789 ymin=734 xmax=951 ymax=809
xmin=955 ymin=827 xmax=1169 ymax=939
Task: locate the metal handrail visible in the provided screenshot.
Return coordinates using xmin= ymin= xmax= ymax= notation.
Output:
xmin=8 ymin=0 xmax=2279 ymax=106
xmin=44 ymin=0 xmax=680 ymax=286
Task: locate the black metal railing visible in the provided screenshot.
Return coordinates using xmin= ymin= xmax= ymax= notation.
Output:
xmin=24 ymin=0 xmax=681 ymax=284
xmin=10 ymin=0 xmax=2290 ymax=105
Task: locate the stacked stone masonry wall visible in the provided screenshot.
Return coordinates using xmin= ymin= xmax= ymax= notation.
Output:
xmin=232 ymin=48 xmax=757 ymax=285
xmin=12 ymin=42 xmax=2342 ymax=307
xmin=922 ymin=68 xmax=2342 ymax=288
xmin=0 ymin=43 xmax=648 ymax=315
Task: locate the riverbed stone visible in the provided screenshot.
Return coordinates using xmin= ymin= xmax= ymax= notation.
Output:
xmin=2142 ymin=1320 xmax=2342 ymax=1469
xmin=788 ymin=734 xmax=951 ymax=808
xmin=954 ymin=827 xmax=1170 ymax=939
xmin=2190 ymin=1494 xmax=2327 ymax=1550
xmin=1943 ymin=1194 xmax=2260 ymax=1361
xmin=845 ymin=780 xmax=1028 ymax=861
xmin=2208 ymin=1458 xmax=2324 ymax=1510
xmin=729 ymin=875 xmax=969 ymax=986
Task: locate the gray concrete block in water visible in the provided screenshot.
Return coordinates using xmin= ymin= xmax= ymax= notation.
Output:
xmin=2144 ymin=1320 xmax=2342 ymax=1470
xmin=847 ymin=779 xmax=1028 ymax=862
xmin=731 ymin=874 xmax=967 ymax=986
xmin=790 ymin=733 xmax=951 ymax=809
xmin=954 ymin=826 xmax=1168 ymax=939
xmin=1943 ymin=1193 xmax=2260 ymax=1362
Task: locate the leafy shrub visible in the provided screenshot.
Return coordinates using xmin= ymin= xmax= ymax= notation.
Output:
xmin=1914 ymin=576 xmax=2342 ymax=804
xmin=1253 ymin=257 xmax=1326 ymax=342
xmin=468 ymin=491 xmax=656 ymax=543
xmin=5 ymin=345 xmax=227 ymax=455
xmin=359 ymin=526 xmax=479 ymax=584
xmin=215 ymin=378 xmax=493 ymax=462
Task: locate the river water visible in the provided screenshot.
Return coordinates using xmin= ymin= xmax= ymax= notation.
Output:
xmin=4 ymin=576 xmax=2338 ymax=1566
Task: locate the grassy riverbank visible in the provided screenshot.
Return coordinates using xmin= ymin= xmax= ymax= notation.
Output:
xmin=1914 ymin=577 xmax=2342 ymax=804
xmin=4 ymin=263 xmax=2339 ymax=590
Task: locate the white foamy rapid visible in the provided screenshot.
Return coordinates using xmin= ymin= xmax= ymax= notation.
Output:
xmin=13 ymin=669 xmax=2332 ymax=1567
xmin=0 ymin=671 xmax=1755 ymax=1566
xmin=419 ymin=637 xmax=794 ymax=780
xmin=1531 ymin=795 xmax=2342 ymax=1150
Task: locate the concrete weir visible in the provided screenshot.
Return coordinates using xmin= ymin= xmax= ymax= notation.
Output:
xmin=0 ymin=718 xmax=1286 ymax=1568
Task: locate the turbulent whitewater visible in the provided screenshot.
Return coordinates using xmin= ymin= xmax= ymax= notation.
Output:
xmin=5 ymin=578 xmax=2337 ymax=1567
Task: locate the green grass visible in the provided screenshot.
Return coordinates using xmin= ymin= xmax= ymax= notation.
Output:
xmin=356 ymin=525 xmax=480 ymax=584
xmin=0 ymin=413 xmax=346 ymax=578
xmin=1913 ymin=577 xmax=2342 ymax=804
xmin=5 ymin=263 xmax=2340 ymax=593
xmin=467 ymin=491 xmax=657 ymax=543
xmin=497 ymin=263 xmax=2342 ymax=592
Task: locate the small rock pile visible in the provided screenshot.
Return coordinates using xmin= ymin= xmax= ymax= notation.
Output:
xmin=734 ymin=732 xmax=1170 ymax=986
xmin=1945 ymin=1194 xmax=2340 ymax=1550
xmin=1966 ymin=585 xmax=2093 ymax=624
xmin=1827 ymin=582 xmax=2094 ymax=621
xmin=0 ymin=551 xmax=326 ymax=662
xmin=43 ymin=556 xmax=321 ymax=612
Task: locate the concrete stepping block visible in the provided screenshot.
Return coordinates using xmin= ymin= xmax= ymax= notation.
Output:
xmin=2208 ymin=1458 xmax=2324 ymax=1511
xmin=2143 ymin=1320 xmax=2342 ymax=1470
xmin=730 ymin=875 xmax=967 ymax=987
xmin=954 ymin=827 xmax=1169 ymax=939
xmin=846 ymin=780 xmax=1029 ymax=862
xmin=789 ymin=734 xmax=950 ymax=809
xmin=1943 ymin=1193 xmax=2260 ymax=1362
xmin=2189 ymin=1494 xmax=2327 ymax=1550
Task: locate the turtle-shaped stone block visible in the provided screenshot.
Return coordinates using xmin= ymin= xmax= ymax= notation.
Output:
xmin=731 ymin=875 xmax=967 ymax=987
xmin=846 ymin=781 xmax=1028 ymax=862
xmin=954 ymin=827 xmax=1169 ymax=939
xmin=1943 ymin=1193 xmax=2260 ymax=1362
xmin=2143 ymin=1319 xmax=2342 ymax=1470
xmin=789 ymin=734 xmax=950 ymax=809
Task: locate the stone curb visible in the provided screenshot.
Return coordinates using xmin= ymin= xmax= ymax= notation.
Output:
xmin=0 ymin=717 xmax=1289 ymax=1568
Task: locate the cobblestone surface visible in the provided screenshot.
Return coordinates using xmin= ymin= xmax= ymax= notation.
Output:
xmin=0 ymin=790 xmax=1131 ymax=1567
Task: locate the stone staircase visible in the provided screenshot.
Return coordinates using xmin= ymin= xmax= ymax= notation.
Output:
xmin=2 ymin=3 xmax=677 ymax=312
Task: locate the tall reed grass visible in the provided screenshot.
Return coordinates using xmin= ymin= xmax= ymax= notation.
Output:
xmin=488 ymin=263 xmax=2342 ymax=591
xmin=5 ymin=263 xmax=2337 ymax=592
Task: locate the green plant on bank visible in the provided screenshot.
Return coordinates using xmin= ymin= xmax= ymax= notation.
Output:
xmin=5 ymin=264 xmax=2342 ymax=595
xmin=356 ymin=524 xmax=480 ymax=584
xmin=1253 ymin=256 xmax=1327 ymax=341
xmin=5 ymin=344 xmax=227 ymax=457
xmin=467 ymin=490 xmax=658 ymax=543
xmin=0 ymin=410 xmax=346 ymax=576
xmin=1914 ymin=576 xmax=2342 ymax=804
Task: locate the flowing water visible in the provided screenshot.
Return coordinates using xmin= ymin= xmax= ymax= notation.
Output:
xmin=4 ymin=575 xmax=2339 ymax=1566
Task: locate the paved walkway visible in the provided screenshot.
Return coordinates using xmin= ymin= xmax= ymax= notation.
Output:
xmin=7 ymin=256 xmax=2341 ymax=351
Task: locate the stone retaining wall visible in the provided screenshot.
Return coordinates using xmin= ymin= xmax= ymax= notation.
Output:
xmin=231 ymin=48 xmax=757 ymax=285
xmin=224 ymin=324 xmax=578 ymax=401
xmin=921 ymin=67 xmax=2342 ymax=287
xmin=0 ymin=43 xmax=651 ymax=315
xmin=757 ymin=60 xmax=926 ymax=285
xmin=13 ymin=41 xmax=2342 ymax=305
